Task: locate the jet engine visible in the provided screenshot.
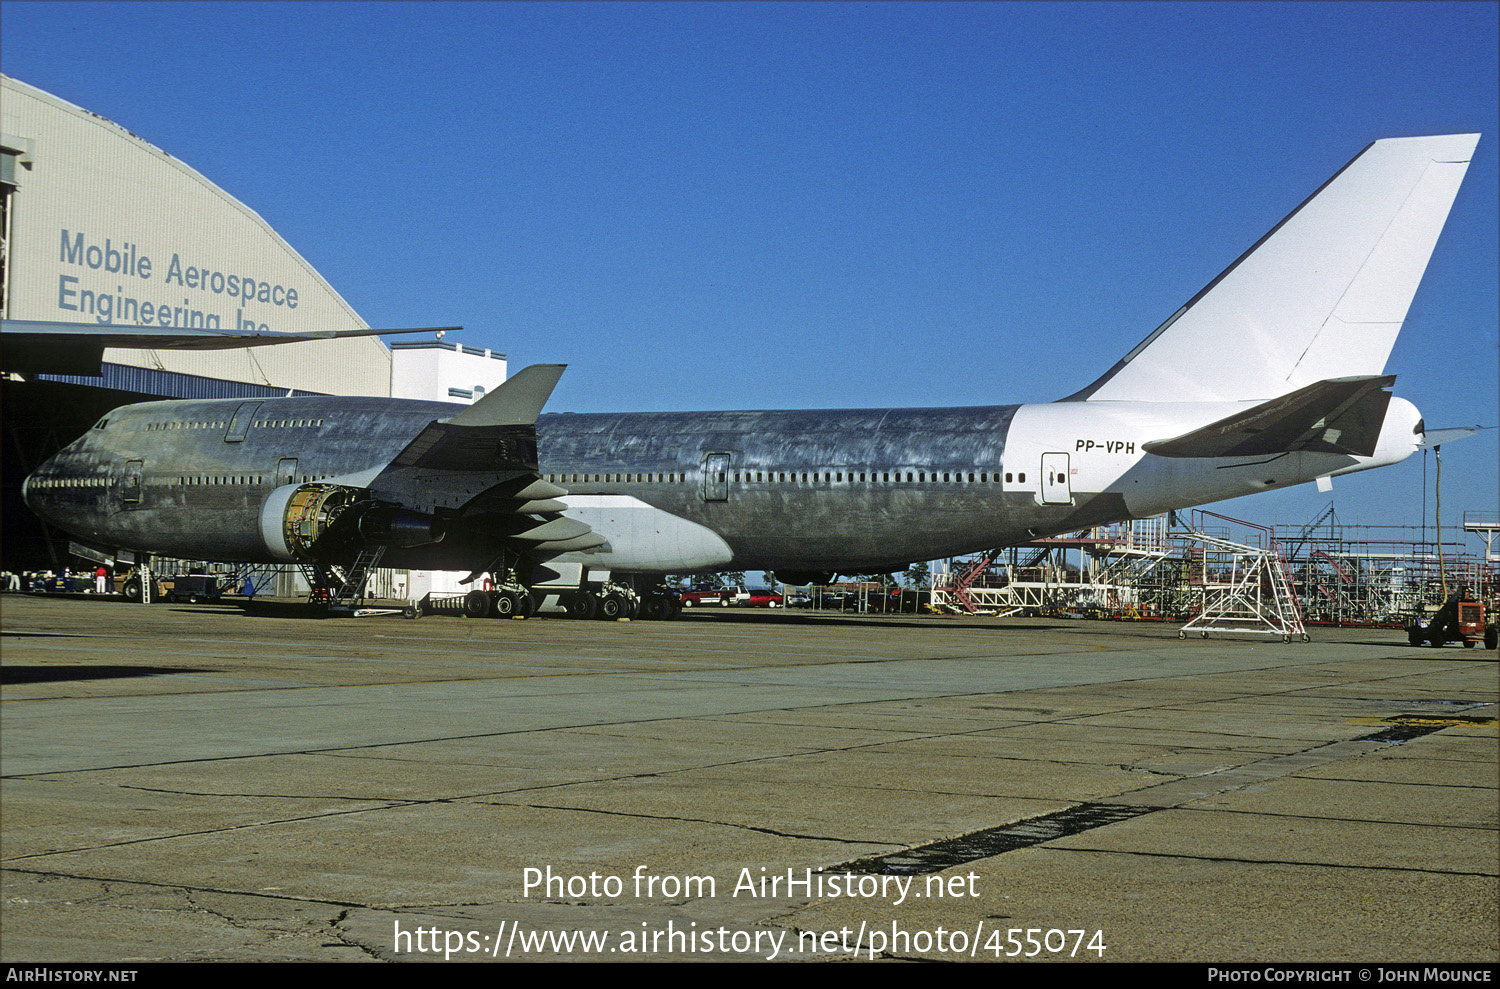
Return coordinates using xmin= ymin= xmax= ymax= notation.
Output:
xmin=259 ymin=482 xmax=442 ymax=562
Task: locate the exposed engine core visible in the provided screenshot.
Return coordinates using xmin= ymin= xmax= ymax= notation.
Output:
xmin=259 ymin=483 xmax=445 ymax=562
xmin=258 ymin=483 xmax=363 ymax=562
xmin=284 ymin=484 xmax=362 ymax=559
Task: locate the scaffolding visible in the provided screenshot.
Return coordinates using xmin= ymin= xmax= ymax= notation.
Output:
xmin=1175 ymin=511 xmax=1306 ymax=641
xmin=931 ymin=508 xmax=1497 ymax=632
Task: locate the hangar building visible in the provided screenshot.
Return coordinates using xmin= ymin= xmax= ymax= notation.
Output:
xmin=1 ymin=75 xmax=502 ymax=577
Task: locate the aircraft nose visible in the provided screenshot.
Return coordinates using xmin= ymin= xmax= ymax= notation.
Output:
xmin=21 ymin=452 xmax=64 ymax=523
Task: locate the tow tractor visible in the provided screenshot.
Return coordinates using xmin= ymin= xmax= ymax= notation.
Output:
xmin=1407 ymin=589 xmax=1498 ymax=649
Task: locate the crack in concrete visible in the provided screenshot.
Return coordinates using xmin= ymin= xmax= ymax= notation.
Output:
xmin=508 ymin=799 xmax=893 ymax=848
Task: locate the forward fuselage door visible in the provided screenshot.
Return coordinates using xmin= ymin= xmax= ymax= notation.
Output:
xmin=1040 ymin=452 xmax=1072 ymax=505
xmin=701 ymin=453 xmax=731 ymax=502
xmin=276 ymin=458 xmax=299 ymax=486
xmin=120 ymin=459 xmax=144 ymax=508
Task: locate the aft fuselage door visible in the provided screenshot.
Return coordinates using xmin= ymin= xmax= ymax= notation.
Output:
xmin=1040 ymin=452 xmax=1072 ymax=505
xmin=701 ymin=453 xmax=731 ymax=502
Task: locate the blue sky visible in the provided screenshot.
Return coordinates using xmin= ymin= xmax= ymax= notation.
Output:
xmin=4 ymin=1 xmax=1496 ymax=541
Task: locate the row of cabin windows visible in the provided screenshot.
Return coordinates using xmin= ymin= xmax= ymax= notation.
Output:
xmin=35 ymin=474 xmax=337 ymax=488
xmin=546 ymin=472 xmax=687 ymax=485
xmin=544 ymin=470 xmax=1028 ymax=485
xmin=143 ymin=419 xmax=325 ymax=431
xmin=169 ymin=473 xmax=335 ymax=486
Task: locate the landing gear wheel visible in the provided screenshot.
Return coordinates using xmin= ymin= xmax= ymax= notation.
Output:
xmin=641 ymin=596 xmax=670 ymax=621
xmin=463 ymin=589 xmax=492 ymax=619
xmin=598 ymin=593 xmax=625 ymax=620
xmin=516 ymin=592 xmax=535 ymax=619
xmin=625 ymin=597 xmax=641 ymax=620
xmin=492 ymin=590 xmax=518 ymax=618
xmin=568 ymin=592 xmax=598 ymax=620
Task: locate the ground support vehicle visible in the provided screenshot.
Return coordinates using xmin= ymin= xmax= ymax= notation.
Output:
xmin=1407 ymin=593 xmax=1497 ymax=649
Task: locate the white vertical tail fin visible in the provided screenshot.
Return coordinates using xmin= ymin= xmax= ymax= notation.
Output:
xmin=1068 ymin=134 xmax=1479 ymax=403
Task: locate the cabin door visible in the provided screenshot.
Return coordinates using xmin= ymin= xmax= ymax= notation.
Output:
xmin=1040 ymin=453 xmax=1072 ymax=505
xmin=120 ymin=460 xmax=144 ymax=507
xmin=701 ymin=453 xmax=731 ymax=502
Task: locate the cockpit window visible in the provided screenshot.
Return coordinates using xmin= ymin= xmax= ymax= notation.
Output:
xmin=93 ymin=418 xmax=109 ymax=430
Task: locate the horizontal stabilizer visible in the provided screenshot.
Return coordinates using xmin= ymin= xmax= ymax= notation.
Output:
xmin=1419 ymin=425 xmax=1489 ymax=448
xmin=1143 ymin=376 xmax=1395 ymax=458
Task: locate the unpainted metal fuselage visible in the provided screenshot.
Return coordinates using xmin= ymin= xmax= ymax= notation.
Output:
xmin=20 ymin=392 xmax=1420 ymax=575
xmin=19 ymin=135 xmax=1477 ymax=575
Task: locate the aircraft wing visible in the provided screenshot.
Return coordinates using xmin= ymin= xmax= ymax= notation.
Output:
xmin=0 ymin=319 xmax=461 ymax=376
xmin=368 ymin=364 xmax=606 ymax=554
xmin=1143 ymin=375 xmax=1396 ymax=458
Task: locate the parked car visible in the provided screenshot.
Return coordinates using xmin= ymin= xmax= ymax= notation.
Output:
xmin=743 ymin=587 xmax=784 ymax=608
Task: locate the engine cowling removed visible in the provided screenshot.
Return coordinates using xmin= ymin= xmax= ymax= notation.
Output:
xmin=259 ymin=483 xmax=442 ymax=562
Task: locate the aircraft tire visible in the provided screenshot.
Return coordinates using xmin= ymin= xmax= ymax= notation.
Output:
xmin=568 ymin=592 xmax=598 ymax=621
xmin=463 ymin=589 xmax=492 ymax=619
xmin=516 ymin=592 xmax=535 ymax=619
xmin=492 ymin=590 xmax=518 ymax=618
xmin=598 ymin=593 xmax=624 ymax=620
xmin=626 ymin=597 xmax=641 ymax=620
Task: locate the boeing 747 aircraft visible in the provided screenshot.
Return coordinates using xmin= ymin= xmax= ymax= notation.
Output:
xmin=20 ymin=134 xmax=1481 ymax=619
